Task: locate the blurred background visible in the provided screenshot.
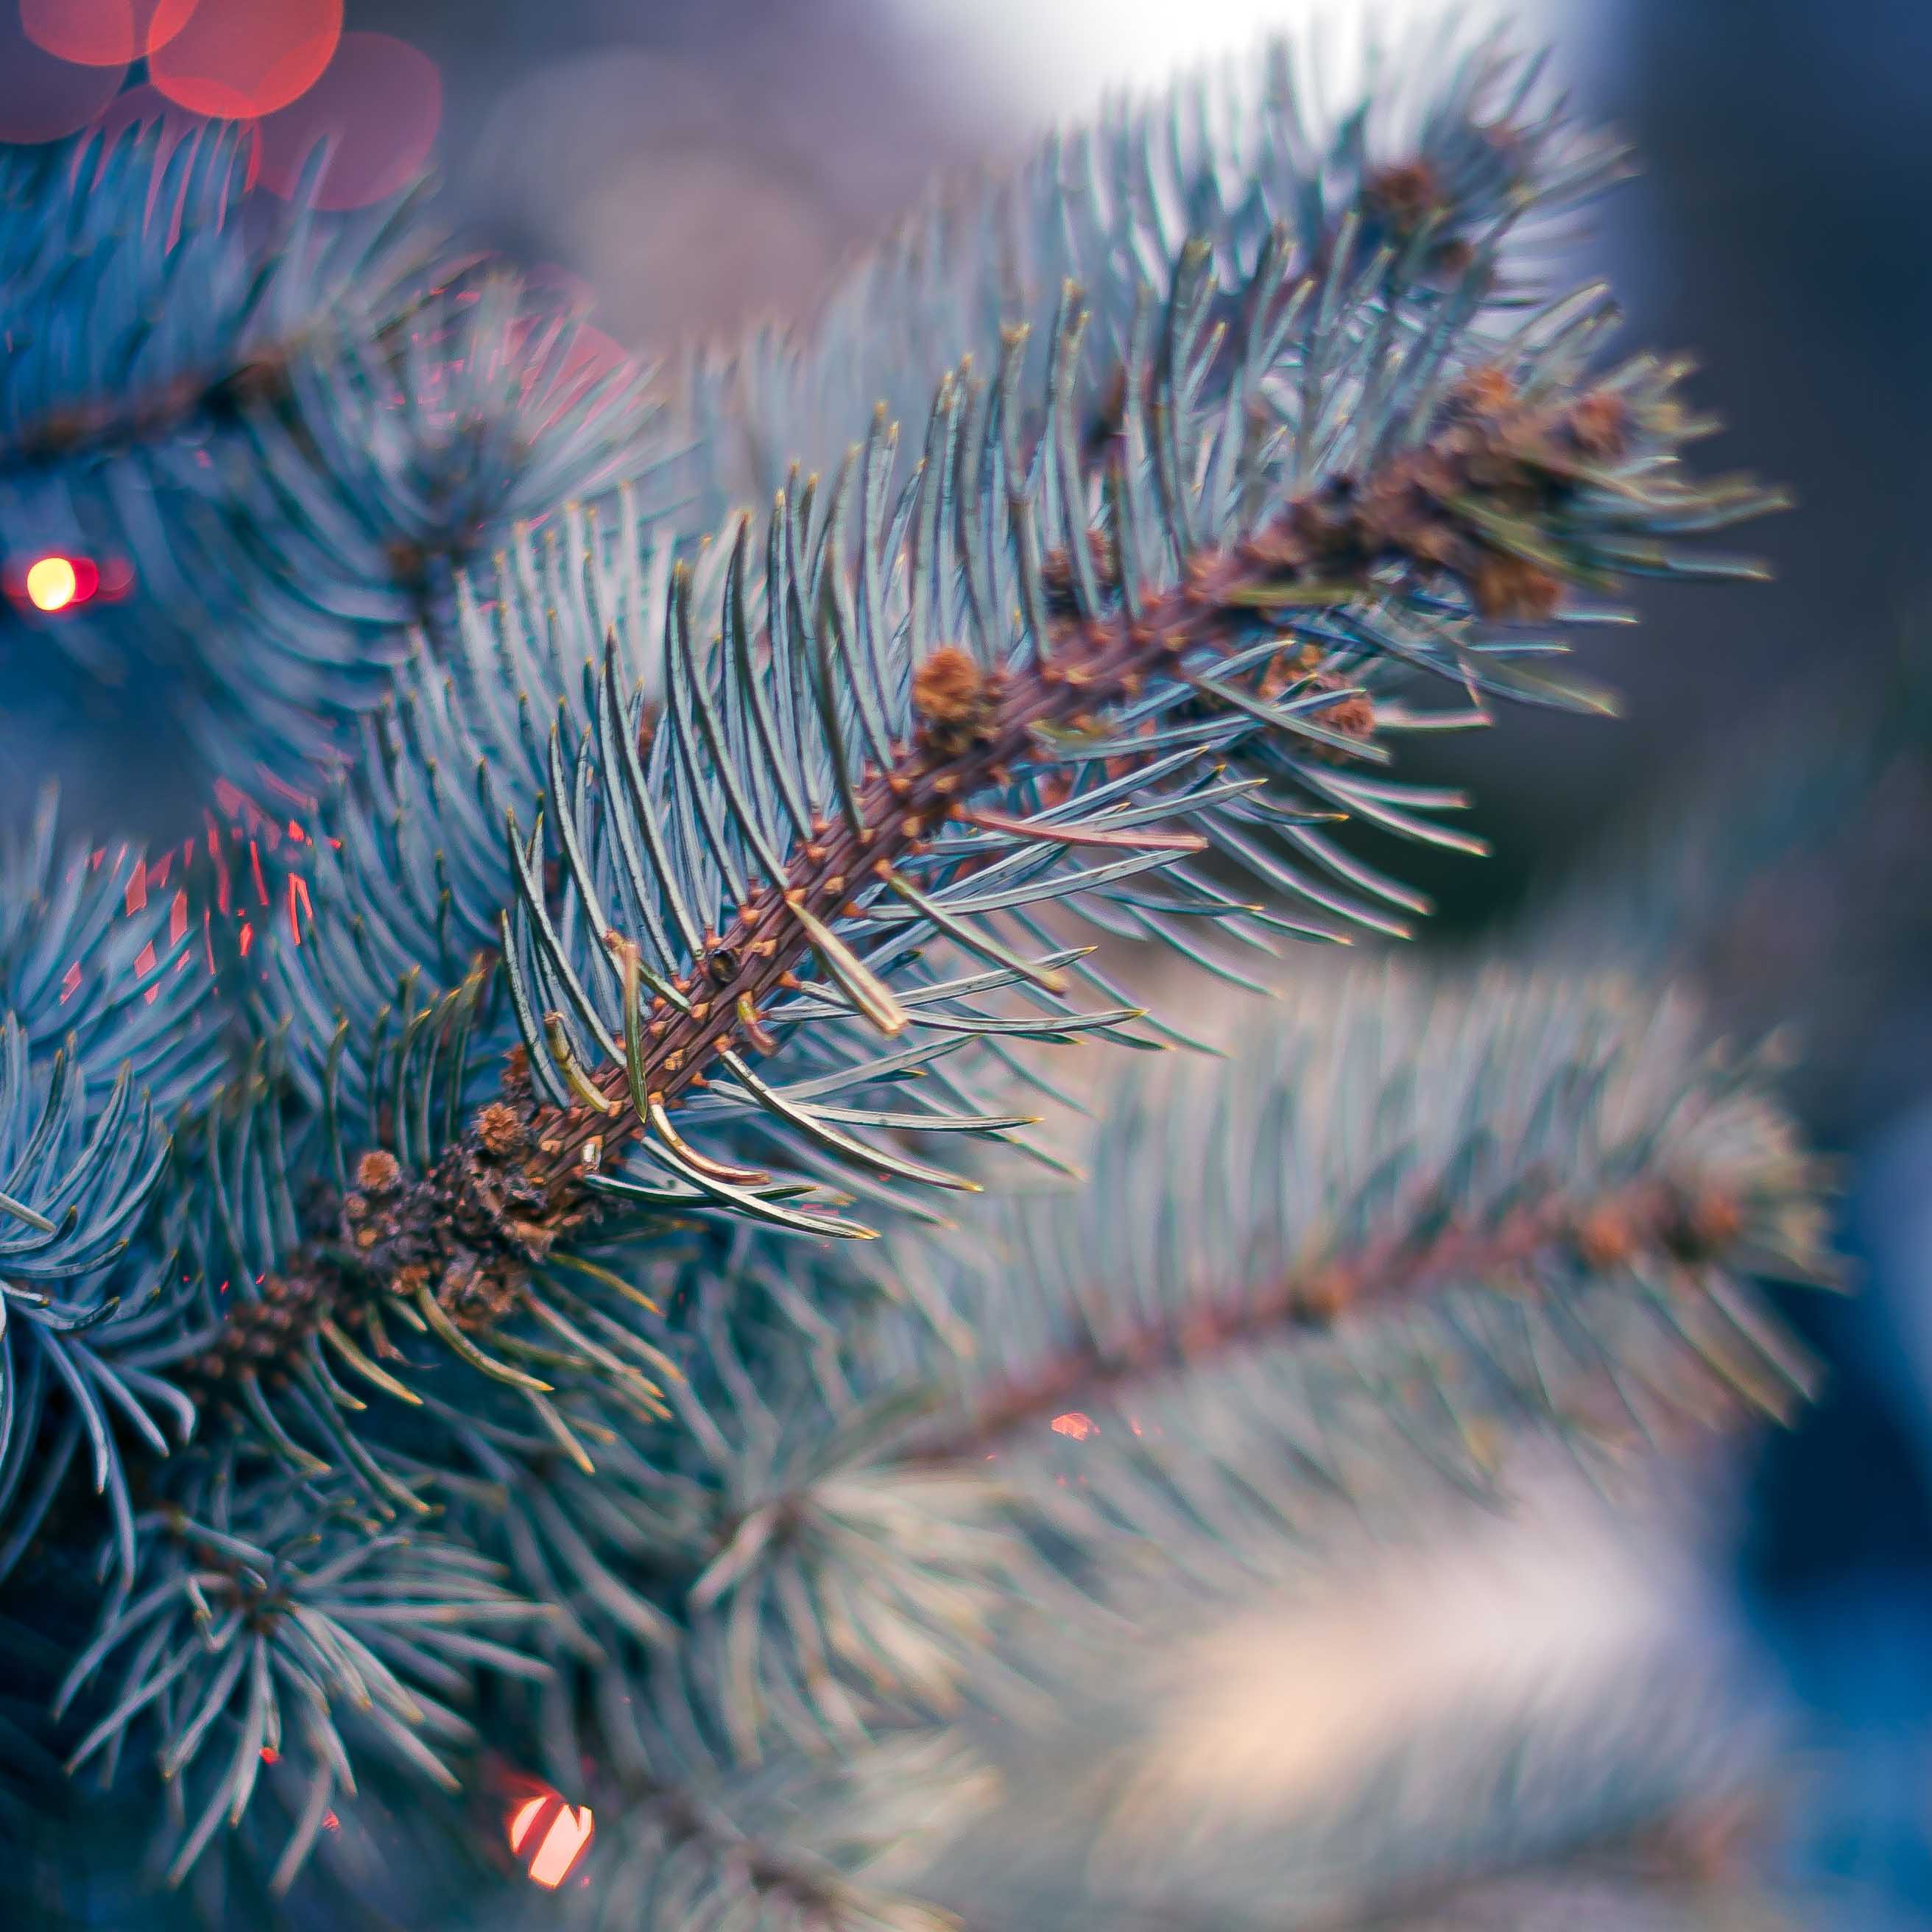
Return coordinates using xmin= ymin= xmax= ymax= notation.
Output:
xmin=2 ymin=0 xmax=1929 ymax=1920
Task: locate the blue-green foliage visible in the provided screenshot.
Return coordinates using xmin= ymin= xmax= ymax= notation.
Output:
xmin=0 ymin=1015 xmax=181 ymax=1589
xmin=0 ymin=27 xmax=1826 ymax=1928
xmin=499 ymin=235 xmax=1772 ymax=1239
xmin=0 ymin=120 xmax=667 ymax=780
xmin=680 ymin=27 xmax=1626 ymax=515
xmin=448 ymin=970 xmax=1823 ymax=1932
xmin=1 ymin=787 xmax=223 ymax=1110
xmin=0 ymin=792 xmax=221 ymax=1586
xmin=51 ymin=1466 xmax=544 ymax=1896
xmin=253 ymin=29 xmax=1614 ymax=1084
xmin=571 ymin=972 xmax=1823 ymax=1773
xmin=239 ymin=33 xmax=1777 ymax=1272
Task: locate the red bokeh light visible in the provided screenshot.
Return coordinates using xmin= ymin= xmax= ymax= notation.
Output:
xmin=19 ymin=0 xmax=198 ymax=68
xmin=149 ymin=0 xmax=342 ymax=121
xmin=0 ymin=10 xmax=126 ymax=143
xmin=27 ymin=557 xmax=79 ymax=613
xmin=257 ymin=32 xmax=441 ymax=212
xmin=507 ymin=1792 xmax=594 ymax=1889
xmin=8 ymin=554 xmax=122 ymax=616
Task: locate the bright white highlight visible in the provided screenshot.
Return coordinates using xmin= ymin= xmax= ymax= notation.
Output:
xmin=898 ymin=1 xmax=1529 ymax=120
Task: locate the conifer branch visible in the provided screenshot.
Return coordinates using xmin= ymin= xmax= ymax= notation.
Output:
xmin=910 ymin=1164 xmax=1777 ymax=1467
xmin=585 ymin=1758 xmax=962 ymax=1932
xmin=606 ymin=970 xmax=1825 ymax=1778
xmin=532 ymin=367 xmax=1677 ymax=1177
xmin=202 ymin=322 xmax=1772 ymax=1404
xmin=1 ymin=126 xmax=658 ymax=778
xmin=0 ymin=33 xmax=1829 ymax=1913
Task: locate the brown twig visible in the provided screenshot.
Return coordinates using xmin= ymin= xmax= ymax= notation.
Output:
xmin=907 ymin=1174 xmax=1740 ymax=1465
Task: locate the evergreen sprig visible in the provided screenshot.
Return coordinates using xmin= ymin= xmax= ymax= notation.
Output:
xmin=0 ymin=1012 xmax=182 ymax=1590
xmin=680 ymin=26 xmax=1629 ymax=518
xmin=0 ymin=25 xmax=1832 ymax=1924
xmin=202 ymin=110 xmax=1779 ymax=1448
xmin=0 ymin=120 xmax=663 ymax=778
xmin=52 ymin=1470 xmax=546 ymax=1895
xmin=591 ymin=970 xmax=1823 ymax=1774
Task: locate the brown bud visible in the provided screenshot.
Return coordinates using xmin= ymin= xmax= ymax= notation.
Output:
xmin=1451 ymin=365 xmax=1518 ymax=420
xmin=1671 ymin=1185 xmax=1746 ymax=1259
xmin=1302 ymin=670 xmax=1377 ymax=760
xmin=1320 ymin=692 xmax=1376 ymax=741
xmin=1566 ymin=389 xmax=1632 ymax=461
xmin=473 ymin=1102 xmax=526 ymax=1160
xmin=1364 ymin=159 xmax=1442 ymax=233
xmin=1300 ymin=1267 xmax=1355 ymax=1323
xmin=1574 ymin=1204 xmax=1640 ymax=1271
xmin=356 ymin=1149 xmax=403 ymax=1197
xmin=1470 ymin=553 xmax=1563 ymax=621
xmin=912 ymin=645 xmax=1001 ymax=757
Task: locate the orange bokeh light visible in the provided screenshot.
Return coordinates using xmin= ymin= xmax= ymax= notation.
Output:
xmin=507 ymin=1797 xmax=545 ymax=1850
xmin=150 ymin=0 xmax=342 ymax=120
xmin=27 ymin=557 xmax=80 ymax=613
xmin=0 ymin=11 xmax=125 ymax=143
xmin=1051 ymin=1411 xmax=1098 ymax=1440
xmin=257 ymin=32 xmax=442 ymax=212
xmin=20 ymin=0 xmax=198 ymax=68
xmin=507 ymin=1793 xmax=594 ymax=1889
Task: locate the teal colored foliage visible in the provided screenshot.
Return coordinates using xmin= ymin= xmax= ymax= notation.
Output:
xmin=0 ymin=25 xmax=1832 ymax=1931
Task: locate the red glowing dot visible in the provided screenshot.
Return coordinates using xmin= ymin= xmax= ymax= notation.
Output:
xmin=0 ymin=13 xmax=126 ymax=142
xmin=26 ymin=557 xmax=80 ymax=613
xmin=286 ymin=872 xmax=311 ymax=945
xmin=257 ymin=32 xmax=441 ymax=212
xmin=150 ymin=0 xmax=342 ymax=121
xmin=1050 ymin=1411 xmax=1098 ymax=1441
xmin=507 ymin=1798 xmax=545 ymax=1853
xmin=508 ymin=1793 xmax=595 ymax=1889
xmin=20 ymin=0 xmax=198 ymax=67
xmin=18 ymin=556 xmax=103 ymax=613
